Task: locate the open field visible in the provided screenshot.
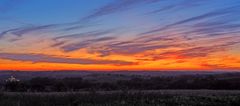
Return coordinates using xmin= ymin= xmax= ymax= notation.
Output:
xmin=1 ymin=90 xmax=240 ymax=106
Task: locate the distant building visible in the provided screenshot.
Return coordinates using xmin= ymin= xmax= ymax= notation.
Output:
xmin=6 ymin=76 xmax=20 ymax=82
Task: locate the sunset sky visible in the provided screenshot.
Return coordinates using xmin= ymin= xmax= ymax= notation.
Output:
xmin=0 ymin=0 xmax=240 ymax=71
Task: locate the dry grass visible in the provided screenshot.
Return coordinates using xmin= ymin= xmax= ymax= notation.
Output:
xmin=0 ymin=90 xmax=240 ymax=106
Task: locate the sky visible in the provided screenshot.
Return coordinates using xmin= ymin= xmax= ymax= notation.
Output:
xmin=0 ymin=0 xmax=240 ymax=71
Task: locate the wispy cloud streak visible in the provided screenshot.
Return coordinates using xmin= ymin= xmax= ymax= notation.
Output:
xmin=142 ymin=5 xmax=240 ymax=35
xmin=82 ymin=0 xmax=160 ymax=20
xmin=0 ymin=53 xmax=134 ymax=65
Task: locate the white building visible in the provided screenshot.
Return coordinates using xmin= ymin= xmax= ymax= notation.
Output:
xmin=6 ymin=76 xmax=20 ymax=82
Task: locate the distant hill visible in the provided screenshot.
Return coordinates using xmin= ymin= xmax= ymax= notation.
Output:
xmin=0 ymin=70 xmax=236 ymax=82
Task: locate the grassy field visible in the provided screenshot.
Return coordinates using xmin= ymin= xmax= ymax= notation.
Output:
xmin=1 ymin=90 xmax=240 ymax=106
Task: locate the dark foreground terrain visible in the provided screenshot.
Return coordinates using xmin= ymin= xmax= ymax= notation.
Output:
xmin=1 ymin=71 xmax=240 ymax=106
xmin=1 ymin=90 xmax=240 ymax=106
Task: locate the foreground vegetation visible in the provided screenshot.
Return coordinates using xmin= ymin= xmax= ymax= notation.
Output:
xmin=1 ymin=73 xmax=240 ymax=105
xmin=2 ymin=72 xmax=240 ymax=92
xmin=0 ymin=90 xmax=240 ymax=106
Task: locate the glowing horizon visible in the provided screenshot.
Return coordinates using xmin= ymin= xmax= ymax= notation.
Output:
xmin=0 ymin=0 xmax=240 ymax=71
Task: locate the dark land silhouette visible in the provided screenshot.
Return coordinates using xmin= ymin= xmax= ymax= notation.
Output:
xmin=1 ymin=71 xmax=240 ymax=106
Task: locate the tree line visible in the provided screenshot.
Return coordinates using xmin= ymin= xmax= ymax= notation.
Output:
xmin=1 ymin=74 xmax=240 ymax=92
